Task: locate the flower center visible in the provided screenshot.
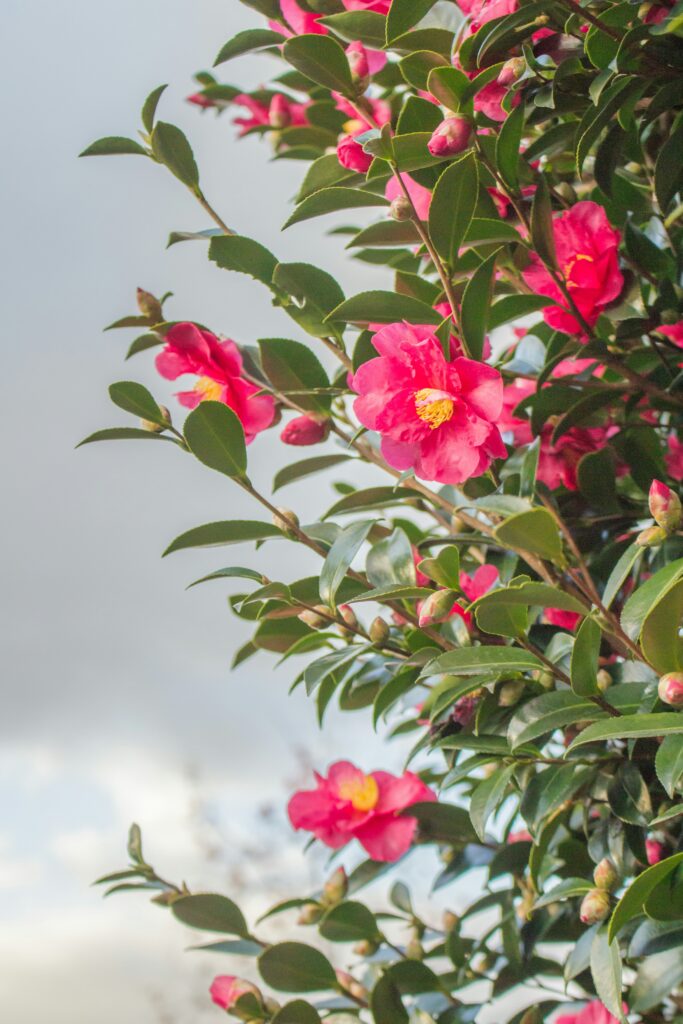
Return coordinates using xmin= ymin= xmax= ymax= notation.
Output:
xmin=338 ymin=773 xmax=379 ymax=812
xmin=564 ymin=252 xmax=594 ymax=289
xmin=415 ymin=388 xmax=455 ymax=430
xmin=195 ymin=376 xmax=223 ymax=402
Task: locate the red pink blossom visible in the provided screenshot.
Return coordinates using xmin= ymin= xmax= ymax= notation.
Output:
xmin=385 ymin=175 xmax=432 ymax=221
xmin=545 ymin=608 xmax=581 ymax=631
xmin=288 ymin=760 xmax=435 ymax=862
xmin=230 ymin=93 xmax=309 ymax=136
xmin=280 ymin=415 xmax=329 ymax=446
xmin=353 ymin=323 xmax=506 ymax=485
xmin=555 ymin=1000 xmax=624 ymax=1024
xmin=667 ymin=434 xmax=683 ymax=480
xmin=522 ymin=201 xmax=623 ymax=336
xmin=155 ymin=323 xmax=275 ymax=442
xmin=210 ymin=976 xmax=259 ymax=1011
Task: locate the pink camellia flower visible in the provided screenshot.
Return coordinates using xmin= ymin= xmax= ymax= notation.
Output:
xmin=188 ymin=92 xmax=217 ymax=109
xmin=155 ymin=323 xmax=275 ymax=442
xmin=666 ymin=434 xmax=683 ymax=481
xmin=649 ymin=479 xmax=682 ymax=532
xmin=655 ymin=321 xmax=683 ymax=347
xmin=276 ymin=0 xmax=327 ymax=35
xmin=428 ymin=116 xmax=472 ymax=157
xmin=334 ymin=92 xmax=391 ymax=127
xmin=353 ymin=323 xmax=506 ymax=485
xmin=646 ymin=839 xmax=666 ymax=865
xmin=545 ymin=608 xmax=581 ymax=631
xmin=556 ymin=1000 xmax=625 ymax=1024
xmin=280 ymin=415 xmax=329 ymax=446
xmin=346 ymin=40 xmax=370 ymax=84
xmin=508 ymin=829 xmax=532 ymax=843
xmin=288 ymin=760 xmax=436 ymax=862
xmin=449 ymin=564 xmax=500 ymax=628
xmin=522 ymin=201 xmax=623 ymax=336
xmin=342 ymin=0 xmax=392 ymax=11
xmin=337 ymin=133 xmax=373 ymax=173
xmin=385 ymin=175 xmax=433 ymax=221
xmin=210 ymin=976 xmax=260 ymax=1011
xmin=230 ymin=93 xmax=309 ymax=136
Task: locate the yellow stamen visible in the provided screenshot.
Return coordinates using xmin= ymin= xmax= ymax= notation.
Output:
xmin=415 ymin=388 xmax=455 ymax=430
xmin=195 ymin=376 xmax=223 ymax=402
xmin=338 ymin=773 xmax=379 ymax=812
xmin=564 ymin=252 xmax=594 ymax=288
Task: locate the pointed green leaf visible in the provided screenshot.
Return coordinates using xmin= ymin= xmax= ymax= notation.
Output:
xmin=183 ymin=401 xmax=247 ymax=479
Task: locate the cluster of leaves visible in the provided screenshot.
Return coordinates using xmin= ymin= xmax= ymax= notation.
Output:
xmin=83 ymin=1 xmax=683 ymax=1022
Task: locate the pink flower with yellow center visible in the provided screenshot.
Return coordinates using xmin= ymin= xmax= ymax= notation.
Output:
xmin=155 ymin=322 xmax=275 ymax=443
xmin=288 ymin=760 xmax=435 ymax=862
xmin=522 ymin=201 xmax=623 ymax=336
xmin=352 ymin=323 xmax=506 ymax=485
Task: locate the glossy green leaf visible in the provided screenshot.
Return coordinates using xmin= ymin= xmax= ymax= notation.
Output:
xmin=151 ymin=122 xmax=200 ymax=189
xmin=417 ymin=546 xmax=460 ymax=589
xmin=258 ymin=942 xmax=337 ymax=993
xmin=318 ymin=11 xmax=387 ymax=47
xmin=141 ymin=83 xmax=167 ymax=133
xmin=367 ymin=528 xmax=416 ymax=588
xmin=530 ymin=175 xmax=557 ymax=270
xmin=171 ymin=893 xmax=248 ymax=936
xmin=346 ymin=583 xmax=432 ymax=604
xmin=570 ymin=616 xmax=601 ymax=697
xmin=327 ymin=290 xmax=441 ymax=326
xmin=494 ymin=508 xmax=565 ymax=566
xmin=183 ymin=401 xmax=247 ymax=479
xmin=608 ymin=853 xmax=683 ymax=942
xmin=259 ymin=337 xmax=330 ymax=414
xmin=567 ymin=713 xmax=683 ymax=752
xmin=283 ymin=35 xmax=354 ymax=96
xmin=386 ymin=0 xmax=439 ymax=41
xmin=424 ymin=646 xmax=543 ymax=677
xmin=640 ymin=578 xmax=683 ymax=674
xmin=461 ymin=248 xmax=499 ymax=360
xmin=602 ymin=543 xmax=642 ymax=610
xmin=621 ymin=558 xmax=683 ymax=641
xmin=429 ymin=152 xmax=479 ymax=266
xmin=319 ymin=901 xmax=379 ymax=943
xmin=284 ymin=187 xmax=388 ymax=229
xmin=655 ymin=734 xmax=683 ymax=798
xmin=208 ymin=234 xmax=278 ymax=286
xmin=590 ymin=927 xmax=625 ymax=1022
xmin=164 ymin=520 xmax=282 ymax=556
xmin=273 ymin=454 xmax=352 ymax=492
xmin=272 ymin=1002 xmax=322 ymax=1024
xmin=108 ymin=381 xmax=165 ymax=425
xmin=80 ymin=136 xmax=148 ymax=157
xmin=470 ymin=764 xmax=516 ymax=842
xmin=319 ymin=520 xmax=373 ymax=608
xmin=495 ymin=101 xmax=524 ymax=190
xmin=608 ymin=762 xmax=652 ymax=826
xmin=214 ymin=28 xmax=284 ymax=65
xmin=77 ymin=428 xmax=176 ymax=447
xmin=371 ymin=974 xmax=409 ymax=1024
xmin=426 ymin=66 xmax=471 ymax=111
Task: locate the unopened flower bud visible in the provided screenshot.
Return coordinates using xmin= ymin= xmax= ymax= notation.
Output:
xmin=280 ymin=414 xmax=329 ymax=447
xmin=297 ymin=902 xmax=323 ymax=925
xmin=649 ymin=479 xmax=681 ymax=533
xmin=646 ymin=839 xmax=666 ymax=864
xmin=405 ymin=936 xmax=425 ymax=960
xmin=579 ymin=887 xmax=610 ymax=925
xmin=418 ymin=589 xmax=455 ymax=628
xmin=497 ymin=57 xmax=526 ymax=87
xmin=658 ymin=671 xmax=683 ymax=707
xmin=136 ymin=287 xmax=163 ymax=323
xmin=442 ymin=910 xmax=459 ymax=932
xmin=299 ymin=604 xmax=331 ymax=630
xmin=596 ymin=669 xmax=612 ymax=693
xmin=346 ymin=41 xmax=370 ymax=91
xmin=593 ymin=858 xmax=619 ymax=892
xmin=498 ymin=679 xmax=526 ymax=707
xmin=369 ymin=616 xmax=390 ymax=645
xmin=268 ymin=94 xmax=292 ymax=129
xmin=263 ymin=998 xmax=281 ymax=1016
xmin=322 ymin=866 xmax=348 ymax=905
xmin=636 ymin=524 xmax=667 ymax=547
xmin=335 ymin=971 xmax=367 ymax=1001
xmin=390 ymin=196 xmax=414 ymax=221
xmin=337 ymin=603 xmax=358 ymax=637
xmin=140 ymin=405 xmax=171 ymax=433
xmin=272 ymin=507 xmax=300 ymax=536
xmin=353 ymin=938 xmax=379 ymax=956
xmin=427 ymin=116 xmax=472 ymax=158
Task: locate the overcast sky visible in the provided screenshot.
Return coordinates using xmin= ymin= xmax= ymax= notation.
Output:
xmin=0 ymin=2 xmax=444 ymax=1020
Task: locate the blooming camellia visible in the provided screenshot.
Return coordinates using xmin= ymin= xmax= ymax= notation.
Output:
xmin=450 ymin=564 xmax=500 ymax=627
xmin=155 ymin=323 xmax=275 ymax=442
xmin=288 ymin=760 xmax=435 ymax=862
xmin=522 ymin=201 xmax=623 ymax=335
xmin=555 ymin=1000 xmax=624 ymax=1024
xmin=353 ymin=323 xmax=506 ymax=485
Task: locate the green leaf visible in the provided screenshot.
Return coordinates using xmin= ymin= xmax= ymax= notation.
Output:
xmin=108 ymin=381 xmax=165 ymax=424
xmin=417 ymin=546 xmax=460 ymax=589
xmin=530 ymin=175 xmax=557 ymax=270
xmin=171 ymin=894 xmax=248 ymax=936
xmin=534 ymin=877 xmax=592 ymax=910
xmin=428 ymin=153 xmax=479 ymax=266
xmin=326 ymin=290 xmax=441 ymax=326
xmin=187 ymin=566 xmax=265 ymax=589
xmin=371 ymin=974 xmax=409 ymax=1024
xmin=654 ymin=117 xmax=683 ymax=211
xmin=320 ymin=521 xmax=373 ymax=608
xmin=183 ymin=401 xmax=247 ymax=479
xmin=403 ymin=800 xmax=478 ymax=843
xmin=141 ymin=84 xmax=167 ymax=134
xmin=607 ymin=762 xmax=652 ymax=826
xmin=214 ymin=28 xmax=284 ymax=65
xmin=126 ymin=333 xmax=164 ymax=359
xmin=471 ymin=580 xmax=584 ymax=614
xmin=423 ymin=646 xmax=543 ymax=677
xmin=79 ymin=136 xmax=148 ymax=157
xmin=208 ymin=235 xmax=278 ymax=286
xmin=567 ymin=713 xmax=683 ymax=752
xmin=325 ymin=486 xmax=416 ymax=517
xmin=318 ymin=11 xmax=387 ymax=47
xmin=426 ymin=66 xmax=471 ymax=111
xmin=655 ymin=734 xmax=683 ymax=798
xmin=272 ymin=1002 xmax=322 ymax=1024
xmin=283 ymin=35 xmax=354 ymax=96
xmin=284 ymin=187 xmax=388 ymax=229
xmin=273 ymin=455 xmax=352 ymax=492
xmin=367 ymin=528 xmax=416 ymax=588
xmin=400 ymin=49 xmax=450 ymax=92
xmin=319 ymin=901 xmax=379 ymax=943
xmin=488 ymin=294 xmax=550 ymax=331
xmin=608 ymin=853 xmax=683 ymax=942
xmin=151 ymin=122 xmax=199 ymax=189
xmin=602 ymin=543 xmax=642 ymax=609
xmin=570 ymin=617 xmax=601 ymax=697
xmin=347 ymin=584 xmax=433 ymax=604
xmin=496 ymin=101 xmax=524 ymax=191
xmin=630 ymin=948 xmax=683 ymax=1013
xmin=77 ymin=428 xmax=175 ymax=447
xmin=461 ymin=248 xmax=499 ymax=361
xmin=272 ymin=262 xmax=346 ymax=339
xmin=470 ymin=764 xmax=516 ymax=842
xmin=164 ymin=520 xmax=282 ymax=556
xmin=640 ymin=578 xmax=683 ymax=674
xmin=494 ymin=508 xmax=565 ymax=566
xmin=258 ymin=942 xmax=337 ymax=993
xmin=621 ymin=558 xmax=683 ymax=641
xmin=386 ymin=0 xmax=439 ymax=41
xmin=590 ymin=927 xmax=625 ymax=1022
xmin=259 ymin=338 xmax=330 ymax=414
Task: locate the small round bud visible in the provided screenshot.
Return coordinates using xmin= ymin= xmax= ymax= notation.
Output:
xmin=322 ymin=866 xmax=348 ymax=906
xmin=658 ymin=671 xmax=683 ymax=708
xmin=649 ymin=479 xmax=682 ymax=533
xmin=390 ymin=196 xmax=414 ymax=221
xmin=353 ymin=938 xmax=379 ymax=956
xmin=335 ymin=971 xmax=367 ymax=1002
xmin=298 ymin=604 xmax=331 ymax=630
xmin=593 ymin=858 xmax=619 ymax=892
xmin=140 ymin=405 xmax=171 ymax=433
xmin=442 ymin=910 xmax=459 ymax=932
xmin=337 ymin=603 xmax=359 ymax=637
xmin=497 ymin=57 xmax=526 ymax=87
xmin=273 ymin=507 xmax=300 ymax=536
xmin=596 ymin=669 xmax=612 ymax=693
xmin=136 ymin=287 xmax=163 ymax=323
xmin=297 ymin=902 xmax=323 ymax=925
xmin=636 ymin=524 xmax=667 ymax=547
xmin=579 ymin=887 xmax=610 ymax=925
xmin=346 ymin=41 xmax=370 ymax=92
xmin=369 ymin=616 xmax=390 ymax=645
xmin=427 ymin=115 xmax=472 ymax=158
xmin=405 ymin=937 xmax=425 ymax=961
xmin=498 ymin=679 xmax=526 ymax=707
xmin=646 ymin=839 xmax=666 ymax=865
xmin=418 ymin=589 xmax=455 ymax=628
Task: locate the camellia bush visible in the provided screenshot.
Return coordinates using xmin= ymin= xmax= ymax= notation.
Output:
xmin=81 ymin=0 xmax=683 ymax=1022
